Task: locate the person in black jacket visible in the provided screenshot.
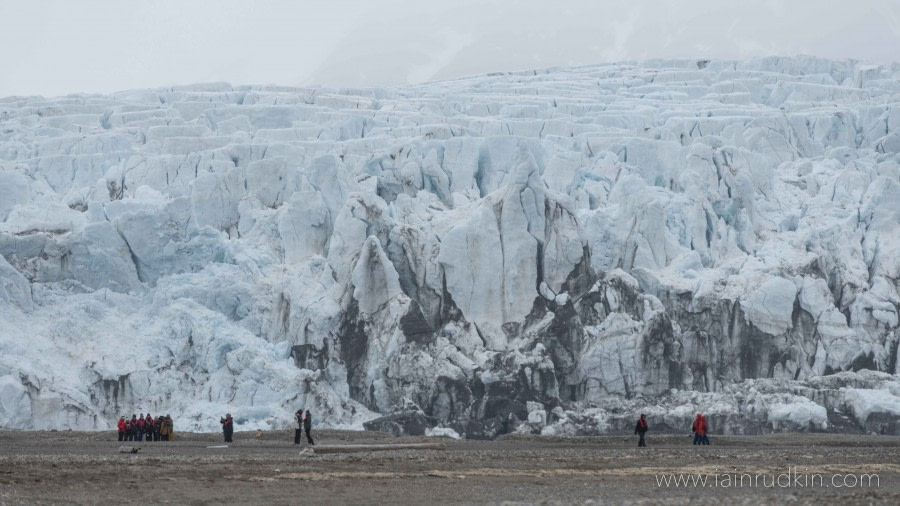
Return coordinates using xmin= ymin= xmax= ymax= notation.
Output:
xmin=144 ymin=414 xmax=155 ymax=442
xmin=293 ymin=409 xmax=303 ymax=446
xmin=220 ymin=413 xmax=234 ymax=443
xmin=634 ymin=414 xmax=649 ymax=447
xmin=303 ymin=410 xmax=314 ymax=446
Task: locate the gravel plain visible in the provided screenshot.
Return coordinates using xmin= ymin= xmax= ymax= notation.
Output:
xmin=0 ymin=430 xmax=898 ymax=505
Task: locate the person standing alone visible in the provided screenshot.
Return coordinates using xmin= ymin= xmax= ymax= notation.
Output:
xmin=220 ymin=413 xmax=234 ymax=443
xmin=303 ymin=410 xmax=314 ymax=446
xmin=634 ymin=414 xmax=649 ymax=447
xmin=293 ymin=409 xmax=303 ymax=446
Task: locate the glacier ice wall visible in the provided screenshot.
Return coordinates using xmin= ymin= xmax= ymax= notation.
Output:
xmin=0 ymin=56 xmax=898 ymax=434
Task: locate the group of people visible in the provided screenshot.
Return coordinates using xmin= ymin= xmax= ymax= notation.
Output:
xmin=117 ymin=414 xmax=174 ymax=441
xmin=116 ymin=410 xmax=315 ymax=444
xmin=117 ymin=409 xmax=715 ymax=447
xmin=216 ymin=409 xmax=314 ymax=446
xmin=632 ymin=413 xmax=712 ymax=447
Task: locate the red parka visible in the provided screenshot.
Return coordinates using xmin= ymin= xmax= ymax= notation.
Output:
xmin=692 ymin=414 xmax=707 ymax=436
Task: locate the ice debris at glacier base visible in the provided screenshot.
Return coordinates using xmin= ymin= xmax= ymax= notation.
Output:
xmin=0 ymin=56 xmax=898 ymax=435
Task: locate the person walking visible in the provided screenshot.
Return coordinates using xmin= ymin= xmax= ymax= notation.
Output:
xmin=303 ymin=410 xmax=314 ymax=446
xmin=692 ymin=413 xmax=709 ymax=445
xmin=634 ymin=414 xmax=649 ymax=447
xmin=220 ymin=413 xmax=234 ymax=443
xmin=293 ymin=409 xmax=303 ymax=446
xmin=117 ymin=416 xmax=126 ymax=441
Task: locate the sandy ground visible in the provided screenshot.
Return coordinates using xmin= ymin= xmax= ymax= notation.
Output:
xmin=0 ymin=430 xmax=898 ymax=505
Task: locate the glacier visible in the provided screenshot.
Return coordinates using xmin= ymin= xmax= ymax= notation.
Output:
xmin=0 ymin=56 xmax=898 ymax=436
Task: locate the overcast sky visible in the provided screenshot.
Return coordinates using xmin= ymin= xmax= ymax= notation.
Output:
xmin=2 ymin=0 xmax=899 ymax=98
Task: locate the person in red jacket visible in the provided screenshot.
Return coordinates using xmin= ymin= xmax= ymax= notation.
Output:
xmin=136 ymin=413 xmax=145 ymax=442
xmin=692 ymin=413 xmax=710 ymax=445
xmin=117 ymin=416 xmax=126 ymax=441
xmin=634 ymin=414 xmax=649 ymax=447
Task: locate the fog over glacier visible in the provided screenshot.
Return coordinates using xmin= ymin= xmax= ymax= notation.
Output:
xmin=2 ymin=0 xmax=899 ymax=97
xmin=1 ymin=56 xmax=899 ymax=436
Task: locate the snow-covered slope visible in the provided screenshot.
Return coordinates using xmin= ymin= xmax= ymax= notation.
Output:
xmin=1 ymin=56 xmax=898 ymax=435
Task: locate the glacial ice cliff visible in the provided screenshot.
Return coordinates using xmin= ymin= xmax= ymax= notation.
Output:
xmin=0 ymin=56 xmax=898 ymax=435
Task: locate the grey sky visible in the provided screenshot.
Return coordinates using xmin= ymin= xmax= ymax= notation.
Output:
xmin=2 ymin=0 xmax=898 ymax=98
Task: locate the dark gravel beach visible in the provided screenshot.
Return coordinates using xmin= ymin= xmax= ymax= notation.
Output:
xmin=1 ymin=430 xmax=898 ymax=505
